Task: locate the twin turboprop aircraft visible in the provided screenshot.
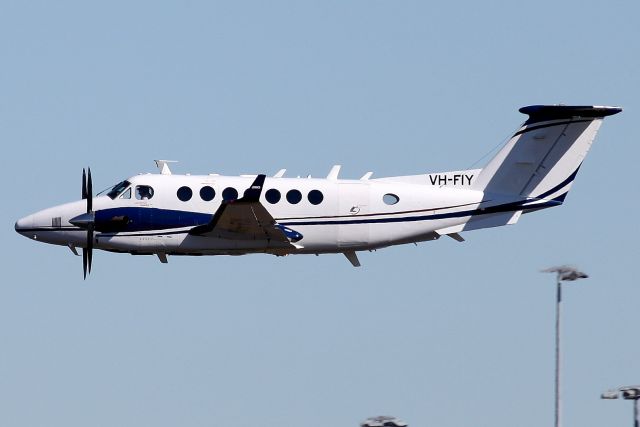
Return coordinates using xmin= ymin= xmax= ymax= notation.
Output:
xmin=15 ymin=105 xmax=621 ymax=277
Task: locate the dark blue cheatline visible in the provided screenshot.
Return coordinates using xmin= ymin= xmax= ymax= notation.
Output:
xmin=76 ymin=167 xmax=578 ymax=236
xmin=95 ymin=207 xmax=212 ymax=232
xmin=280 ymin=197 xmax=563 ymax=227
xmin=530 ymin=164 xmax=581 ymax=200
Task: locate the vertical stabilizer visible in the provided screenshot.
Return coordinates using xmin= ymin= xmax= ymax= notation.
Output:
xmin=472 ymin=105 xmax=621 ymax=201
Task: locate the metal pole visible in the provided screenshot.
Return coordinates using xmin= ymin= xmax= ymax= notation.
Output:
xmin=555 ymin=278 xmax=562 ymax=427
xmin=634 ymin=398 xmax=638 ymax=427
xmin=542 ymin=266 xmax=586 ymax=427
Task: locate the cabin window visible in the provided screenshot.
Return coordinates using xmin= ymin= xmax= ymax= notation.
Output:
xmin=135 ymin=185 xmax=154 ymax=200
xmin=200 ymin=186 xmax=215 ymax=201
xmin=222 ymin=187 xmax=238 ymax=201
xmin=265 ymin=189 xmax=281 ymax=204
xmin=286 ymin=189 xmax=302 ymax=204
xmin=383 ymin=193 xmax=399 ymax=205
xmin=177 ymin=186 xmax=192 ymax=202
xmin=307 ymin=190 xmax=323 ymax=205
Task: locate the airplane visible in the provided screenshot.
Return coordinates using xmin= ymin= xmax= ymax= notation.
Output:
xmin=15 ymin=104 xmax=621 ymax=278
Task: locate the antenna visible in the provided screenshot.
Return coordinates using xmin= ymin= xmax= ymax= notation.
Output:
xmin=154 ymin=160 xmax=178 ymax=175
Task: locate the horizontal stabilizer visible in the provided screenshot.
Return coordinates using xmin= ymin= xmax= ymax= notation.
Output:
xmin=436 ymin=224 xmax=464 ymax=235
xmin=519 ymin=105 xmax=622 ymax=123
xmin=447 ymin=233 xmax=465 ymax=242
xmin=463 ymin=210 xmax=522 ymax=232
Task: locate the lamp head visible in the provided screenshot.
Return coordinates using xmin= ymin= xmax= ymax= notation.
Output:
xmin=621 ymin=387 xmax=640 ymax=400
xmin=601 ymin=390 xmax=619 ymax=399
xmin=541 ymin=265 xmax=588 ymax=282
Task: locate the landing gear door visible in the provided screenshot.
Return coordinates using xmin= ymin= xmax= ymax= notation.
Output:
xmin=338 ymin=182 xmax=370 ymax=248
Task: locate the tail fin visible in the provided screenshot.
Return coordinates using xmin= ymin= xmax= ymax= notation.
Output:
xmin=472 ymin=105 xmax=621 ymax=201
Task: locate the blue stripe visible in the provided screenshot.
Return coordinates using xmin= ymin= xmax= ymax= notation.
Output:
xmin=550 ymin=192 xmax=568 ymax=204
xmin=95 ymin=207 xmax=212 ymax=232
xmin=91 ymin=190 xmax=568 ymax=233
xmin=280 ymin=198 xmax=561 ymax=227
xmin=98 ymin=229 xmax=190 ymax=237
xmin=532 ymin=164 xmax=581 ymax=200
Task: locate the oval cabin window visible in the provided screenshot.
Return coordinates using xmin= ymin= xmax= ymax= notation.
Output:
xmin=177 ymin=186 xmax=192 ymax=202
xmin=383 ymin=193 xmax=399 ymax=205
xmin=265 ymin=189 xmax=281 ymax=204
xmin=200 ymin=186 xmax=215 ymax=201
xmin=307 ymin=190 xmax=324 ymax=205
xmin=286 ymin=189 xmax=302 ymax=204
xmin=222 ymin=187 xmax=238 ymax=201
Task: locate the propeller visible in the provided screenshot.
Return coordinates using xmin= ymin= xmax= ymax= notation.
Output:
xmin=72 ymin=168 xmax=95 ymax=279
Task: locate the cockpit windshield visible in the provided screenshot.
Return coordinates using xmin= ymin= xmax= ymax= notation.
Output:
xmin=101 ymin=180 xmax=131 ymax=199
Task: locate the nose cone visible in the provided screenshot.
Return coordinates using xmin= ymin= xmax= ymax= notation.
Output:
xmin=15 ymin=214 xmax=34 ymax=237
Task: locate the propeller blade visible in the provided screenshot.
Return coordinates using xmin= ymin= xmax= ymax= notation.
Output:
xmin=87 ymin=167 xmax=93 ymax=213
xmin=87 ymin=224 xmax=94 ymax=276
xmin=82 ymin=168 xmax=87 ymax=200
xmin=82 ymin=247 xmax=88 ymax=279
xmin=80 ymin=167 xmax=94 ymax=279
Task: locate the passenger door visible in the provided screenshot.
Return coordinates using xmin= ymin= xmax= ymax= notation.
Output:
xmin=337 ymin=182 xmax=370 ymax=248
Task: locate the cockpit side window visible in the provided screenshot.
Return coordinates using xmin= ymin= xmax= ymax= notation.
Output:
xmin=119 ymin=188 xmax=131 ymax=199
xmin=106 ymin=180 xmax=131 ymax=199
xmin=135 ymin=185 xmax=154 ymax=200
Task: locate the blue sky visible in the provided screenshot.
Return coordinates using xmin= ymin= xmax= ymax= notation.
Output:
xmin=1 ymin=1 xmax=639 ymax=426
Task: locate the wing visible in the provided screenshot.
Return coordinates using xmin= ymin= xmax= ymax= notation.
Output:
xmin=189 ymin=174 xmax=302 ymax=244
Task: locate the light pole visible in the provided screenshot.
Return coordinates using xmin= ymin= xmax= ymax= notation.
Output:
xmin=602 ymin=386 xmax=640 ymax=427
xmin=541 ymin=265 xmax=588 ymax=427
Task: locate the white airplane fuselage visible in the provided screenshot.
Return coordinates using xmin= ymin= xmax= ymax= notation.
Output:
xmin=16 ymin=172 xmax=487 ymax=255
